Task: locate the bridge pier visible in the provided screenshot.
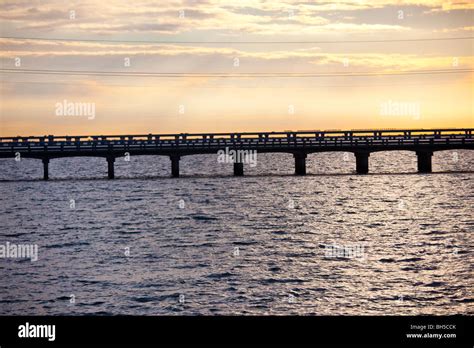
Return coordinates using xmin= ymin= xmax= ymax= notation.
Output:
xmin=233 ymin=161 xmax=244 ymax=176
xmin=170 ymin=155 xmax=180 ymax=177
xmin=416 ymin=151 xmax=433 ymax=173
xmin=354 ymin=152 xmax=370 ymax=174
xmin=42 ymin=158 xmax=49 ymax=180
xmin=106 ymin=156 xmax=115 ymax=179
xmin=294 ymin=153 xmax=307 ymax=175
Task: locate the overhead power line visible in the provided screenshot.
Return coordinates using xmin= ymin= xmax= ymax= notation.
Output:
xmin=1 ymin=36 xmax=473 ymax=45
xmin=0 ymin=68 xmax=472 ymax=78
xmin=2 ymin=79 xmax=470 ymax=88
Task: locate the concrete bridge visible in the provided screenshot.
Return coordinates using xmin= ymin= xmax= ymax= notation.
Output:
xmin=0 ymin=128 xmax=472 ymax=180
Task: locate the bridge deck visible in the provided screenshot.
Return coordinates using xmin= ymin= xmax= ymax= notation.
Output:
xmin=1 ymin=129 xmax=472 ymax=158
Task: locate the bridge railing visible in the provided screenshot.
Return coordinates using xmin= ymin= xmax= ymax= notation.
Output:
xmin=0 ymin=129 xmax=472 ymax=145
xmin=0 ymin=130 xmax=472 ymax=153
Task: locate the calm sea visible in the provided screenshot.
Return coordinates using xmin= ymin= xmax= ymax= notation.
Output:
xmin=0 ymin=150 xmax=472 ymax=315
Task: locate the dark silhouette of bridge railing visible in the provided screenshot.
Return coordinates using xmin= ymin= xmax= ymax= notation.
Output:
xmin=0 ymin=128 xmax=472 ymax=180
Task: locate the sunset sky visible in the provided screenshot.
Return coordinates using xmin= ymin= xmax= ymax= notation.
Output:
xmin=0 ymin=0 xmax=473 ymax=136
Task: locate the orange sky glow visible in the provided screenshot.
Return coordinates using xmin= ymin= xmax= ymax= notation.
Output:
xmin=1 ymin=0 xmax=473 ymax=136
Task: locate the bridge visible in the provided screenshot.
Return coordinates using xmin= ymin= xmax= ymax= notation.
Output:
xmin=0 ymin=128 xmax=472 ymax=180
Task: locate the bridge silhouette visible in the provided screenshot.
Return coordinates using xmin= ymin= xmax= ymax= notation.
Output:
xmin=1 ymin=128 xmax=472 ymax=180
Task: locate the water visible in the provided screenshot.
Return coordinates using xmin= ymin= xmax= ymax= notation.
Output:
xmin=0 ymin=150 xmax=472 ymax=315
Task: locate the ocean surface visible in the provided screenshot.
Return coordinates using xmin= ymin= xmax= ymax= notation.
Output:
xmin=0 ymin=150 xmax=473 ymax=315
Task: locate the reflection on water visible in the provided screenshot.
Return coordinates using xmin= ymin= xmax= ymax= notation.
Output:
xmin=0 ymin=150 xmax=472 ymax=315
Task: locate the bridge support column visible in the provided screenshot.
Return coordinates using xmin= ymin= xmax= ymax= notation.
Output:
xmin=416 ymin=151 xmax=433 ymax=173
xmin=170 ymin=155 xmax=180 ymax=177
xmin=106 ymin=156 xmax=115 ymax=179
xmin=294 ymin=153 xmax=307 ymax=175
xmin=354 ymin=152 xmax=370 ymax=174
xmin=42 ymin=158 xmax=49 ymax=180
xmin=233 ymin=161 xmax=244 ymax=176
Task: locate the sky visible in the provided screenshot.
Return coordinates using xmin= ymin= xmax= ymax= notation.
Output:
xmin=0 ymin=0 xmax=473 ymax=136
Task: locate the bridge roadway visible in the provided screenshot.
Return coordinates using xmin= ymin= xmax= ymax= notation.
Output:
xmin=0 ymin=128 xmax=472 ymax=180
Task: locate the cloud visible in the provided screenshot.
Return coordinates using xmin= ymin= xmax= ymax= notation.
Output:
xmin=3 ymin=0 xmax=465 ymax=36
